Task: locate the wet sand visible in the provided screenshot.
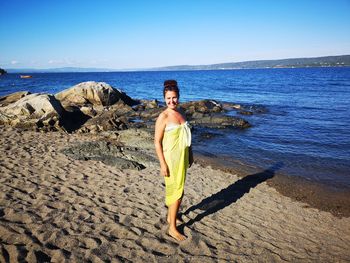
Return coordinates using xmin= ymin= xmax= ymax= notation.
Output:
xmin=0 ymin=126 xmax=349 ymax=262
xmin=195 ymin=153 xmax=350 ymax=218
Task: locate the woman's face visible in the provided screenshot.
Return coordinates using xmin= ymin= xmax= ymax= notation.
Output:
xmin=164 ymin=90 xmax=179 ymax=110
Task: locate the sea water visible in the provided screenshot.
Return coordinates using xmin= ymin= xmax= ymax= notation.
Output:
xmin=1 ymin=67 xmax=349 ymax=189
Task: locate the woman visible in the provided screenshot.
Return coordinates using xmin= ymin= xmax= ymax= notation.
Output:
xmin=154 ymin=80 xmax=193 ymax=241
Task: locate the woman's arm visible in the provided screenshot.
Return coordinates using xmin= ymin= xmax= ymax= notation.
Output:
xmin=154 ymin=112 xmax=169 ymax=177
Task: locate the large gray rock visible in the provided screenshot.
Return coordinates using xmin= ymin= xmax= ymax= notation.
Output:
xmin=0 ymin=93 xmax=64 ymax=130
xmin=222 ymin=102 xmax=268 ymax=114
xmin=181 ymin=100 xmax=223 ymax=115
xmin=55 ymin=81 xmax=137 ymax=107
xmin=191 ymin=115 xmax=251 ymax=129
xmin=77 ymin=100 xmax=134 ymax=133
xmin=61 ymin=141 xmax=157 ymax=170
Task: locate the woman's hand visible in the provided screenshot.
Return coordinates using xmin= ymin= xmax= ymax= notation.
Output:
xmin=161 ymin=163 xmax=170 ymax=177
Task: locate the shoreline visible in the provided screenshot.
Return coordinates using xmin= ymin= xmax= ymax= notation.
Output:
xmin=194 ymin=152 xmax=350 ymax=218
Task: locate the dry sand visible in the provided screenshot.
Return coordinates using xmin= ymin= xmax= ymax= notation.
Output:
xmin=0 ymin=126 xmax=349 ymax=262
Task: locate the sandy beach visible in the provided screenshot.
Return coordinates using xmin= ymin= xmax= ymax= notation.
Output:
xmin=0 ymin=125 xmax=350 ymax=262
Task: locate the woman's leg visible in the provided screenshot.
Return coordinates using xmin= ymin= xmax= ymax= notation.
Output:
xmin=167 ymin=204 xmax=184 ymax=224
xmin=168 ymin=199 xmax=186 ymax=241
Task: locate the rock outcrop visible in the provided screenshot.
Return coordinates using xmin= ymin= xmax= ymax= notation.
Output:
xmin=190 ymin=115 xmax=251 ymax=129
xmin=181 ymin=100 xmax=250 ymax=129
xmin=181 ymin=100 xmax=223 ymax=115
xmin=0 ymin=93 xmax=64 ymax=131
xmin=61 ymin=141 xmax=157 ymax=170
xmin=55 ymin=81 xmax=138 ymax=108
xmin=222 ymin=102 xmax=268 ymax=114
xmin=0 ymin=82 xmax=255 ymax=133
xmin=77 ymin=100 xmax=135 ymax=133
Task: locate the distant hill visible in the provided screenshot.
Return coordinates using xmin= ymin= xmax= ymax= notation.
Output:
xmin=5 ymin=55 xmax=350 ymax=73
xmin=0 ymin=68 xmax=7 ymax=75
xmin=152 ymin=55 xmax=350 ymax=71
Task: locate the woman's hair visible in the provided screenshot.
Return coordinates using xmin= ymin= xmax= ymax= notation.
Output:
xmin=163 ymin=79 xmax=180 ymax=98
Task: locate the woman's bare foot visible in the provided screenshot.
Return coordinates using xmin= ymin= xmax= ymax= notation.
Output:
xmin=168 ymin=227 xmax=186 ymax=241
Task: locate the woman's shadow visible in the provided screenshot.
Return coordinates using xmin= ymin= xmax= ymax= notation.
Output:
xmin=183 ymin=162 xmax=284 ymax=226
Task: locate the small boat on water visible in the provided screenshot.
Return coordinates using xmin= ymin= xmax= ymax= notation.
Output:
xmin=20 ymin=75 xmax=33 ymax=79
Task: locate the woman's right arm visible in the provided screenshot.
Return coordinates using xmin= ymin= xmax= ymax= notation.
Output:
xmin=154 ymin=113 xmax=169 ymax=177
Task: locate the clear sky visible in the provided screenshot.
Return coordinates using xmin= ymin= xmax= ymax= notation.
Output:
xmin=1 ymin=0 xmax=350 ymax=69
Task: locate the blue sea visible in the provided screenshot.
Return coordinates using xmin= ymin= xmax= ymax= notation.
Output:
xmin=1 ymin=68 xmax=350 ymax=190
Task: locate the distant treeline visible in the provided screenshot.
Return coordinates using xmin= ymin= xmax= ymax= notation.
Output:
xmin=0 ymin=68 xmax=7 ymax=75
xmin=153 ymin=55 xmax=350 ymax=71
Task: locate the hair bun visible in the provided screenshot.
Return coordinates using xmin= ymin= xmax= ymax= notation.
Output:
xmin=164 ymin=79 xmax=178 ymax=88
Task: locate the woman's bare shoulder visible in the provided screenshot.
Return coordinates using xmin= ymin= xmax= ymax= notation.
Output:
xmin=156 ymin=109 xmax=168 ymax=124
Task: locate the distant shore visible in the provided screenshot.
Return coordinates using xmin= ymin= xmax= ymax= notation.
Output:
xmin=3 ymin=54 xmax=350 ymax=73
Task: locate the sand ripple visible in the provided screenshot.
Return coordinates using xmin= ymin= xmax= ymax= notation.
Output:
xmin=0 ymin=126 xmax=349 ymax=262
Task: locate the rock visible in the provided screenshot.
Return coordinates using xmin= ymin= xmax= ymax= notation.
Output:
xmin=77 ymin=101 xmax=135 ymax=133
xmin=192 ymin=112 xmax=205 ymax=119
xmin=132 ymin=104 xmax=145 ymax=111
xmin=61 ymin=141 xmax=157 ymax=170
xmin=117 ymin=128 xmax=155 ymax=149
xmin=222 ymin=103 xmax=242 ymax=110
xmin=59 ymin=106 xmax=91 ymax=133
xmin=0 ymin=91 xmax=31 ymax=107
xmin=191 ymin=115 xmax=251 ymax=129
xmin=0 ymin=83 xmax=254 ymax=134
xmin=137 ymin=108 xmax=163 ymax=121
xmin=181 ymin=100 xmax=223 ymax=116
xmin=80 ymin=105 xmax=98 ymax=117
xmin=238 ymin=110 xmax=253 ymax=115
xmin=245 ymin=104 xmax=268 ymax=114
xmin=109 ymin=100 xmax=134 ymax=116
xmin=223 ymin=102 xmax=268 ymax=114
xmin=0 ymin=93 xmax=64 ymax=131
xmin=139 ymin=99 xmax=161 ymax=109
xmin=55 ymin=81 xmax=138 ymax=108
xmin=78 ymin=111 xmax=129 ymax=133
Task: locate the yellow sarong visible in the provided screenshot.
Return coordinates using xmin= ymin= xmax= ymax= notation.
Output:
xmin=162 ymin=122 xmax=192 ymax=207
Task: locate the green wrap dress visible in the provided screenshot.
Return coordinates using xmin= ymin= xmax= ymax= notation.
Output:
xmin=162 ymin=121 xmax=192 ymax=206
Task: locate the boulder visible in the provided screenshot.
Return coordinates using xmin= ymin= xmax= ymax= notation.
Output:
xmin=223 ymin=102 xmax=268 ymax=114
xmin=138 ymin=107 xmax=163 ymax=121
xmin=191 ymin=115 xmax=251 ymax=129
xmin=0 ymin=91 xmax=31 ymax=107
xmin=222 ymin=103 xmax=242 ymax=110
xmin=61 ymin=141 xmax=157 ymax=170
xmin=0 ymin=93 xmax=64 ymax=131
xmin=238 ymin=110 xmax=253 ymax=115
xmin=139 ymin=99 xmax=161 ymax=109
xmin=77 ymin=100 xmax=135 ymax=133
xmin=55 ymin=81 xmax=138 ymax=108
xmin=181 ymin=100 xmax=223 ymax=116
xmin=78 ymin=111 xmax=129 ymax=133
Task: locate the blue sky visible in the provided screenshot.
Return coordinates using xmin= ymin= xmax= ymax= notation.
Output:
xmin=1 ymin=0 xmax=350 ymax=69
